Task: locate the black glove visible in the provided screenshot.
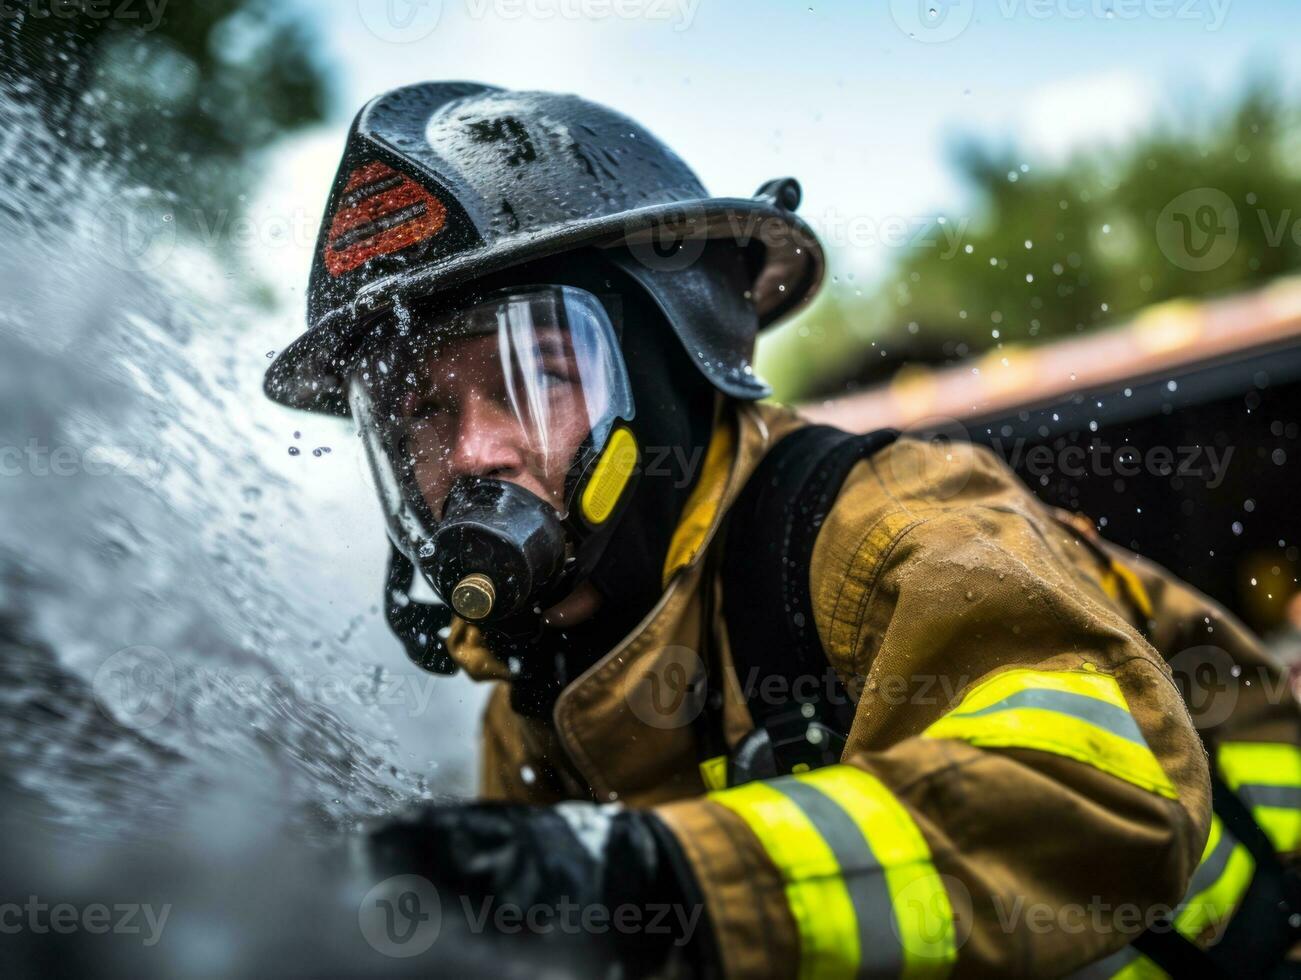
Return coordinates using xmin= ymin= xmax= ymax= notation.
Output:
xmin=366 ymin=802 xmax=716 ymax=977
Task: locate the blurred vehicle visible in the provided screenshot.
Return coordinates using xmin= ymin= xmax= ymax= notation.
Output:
xmin=803 ymin=278 xmax=1301 ymax=640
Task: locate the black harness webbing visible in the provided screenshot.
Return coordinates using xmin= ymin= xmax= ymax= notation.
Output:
xmin=384 ymin=545 xmax=458 ymax=675
xmin=718 ymin=424 xmax=897 ymax=776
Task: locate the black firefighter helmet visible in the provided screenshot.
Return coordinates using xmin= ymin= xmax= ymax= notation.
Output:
xmin=264 ymin=82 xmax=826 ymax=673
xmin=264 ymin=81 xmax=824 ymax=414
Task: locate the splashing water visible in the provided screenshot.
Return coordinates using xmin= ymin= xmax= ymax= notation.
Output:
xmin=0 ymin=55 xmax=509 ymax=980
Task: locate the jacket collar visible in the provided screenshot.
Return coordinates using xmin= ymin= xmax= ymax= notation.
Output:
xmin=551 ymin=402 xmax=803 ymax=801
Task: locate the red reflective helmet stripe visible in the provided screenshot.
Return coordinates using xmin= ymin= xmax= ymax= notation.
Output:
xmin=324 ymin=161 xmax=447 ymax=277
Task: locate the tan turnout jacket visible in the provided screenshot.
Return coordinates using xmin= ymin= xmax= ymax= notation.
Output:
xmin=446 ymin=401 xmax=1300 ymax=978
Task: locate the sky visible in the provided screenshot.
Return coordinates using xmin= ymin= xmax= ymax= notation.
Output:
xmin=252 ymin=0 xmax=1298 ymax=303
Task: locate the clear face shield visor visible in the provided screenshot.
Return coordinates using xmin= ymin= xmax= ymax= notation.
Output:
xmin=348 ymin=285 xmax=636 ymax=622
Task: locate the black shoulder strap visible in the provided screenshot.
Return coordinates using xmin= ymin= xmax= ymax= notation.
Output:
xmin=1128 ymin=772 xmax=1301 ymax=977
xmin=385 ymin=544 xmax=458 ymax=675
xmin=720 ymin=424 xmax=897 ymax=776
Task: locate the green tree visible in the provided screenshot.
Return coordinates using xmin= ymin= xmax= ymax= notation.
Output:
xmin=770 ymin=76 xmax=1301 ymax=401
xmin=1 ymin=0 xmax=330 ymax=230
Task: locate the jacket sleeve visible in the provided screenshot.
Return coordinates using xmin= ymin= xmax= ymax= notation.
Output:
xmin=1080 ymin=533 xmax=1301 ymax=862
xmin=654 ymin=438 xmax=1211 ymax=979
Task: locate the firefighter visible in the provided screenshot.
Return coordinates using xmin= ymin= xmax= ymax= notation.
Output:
xmin=265 ymin=83 xmax=1300 ymax=977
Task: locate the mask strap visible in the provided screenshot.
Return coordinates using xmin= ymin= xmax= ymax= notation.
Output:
xmin=384 ymin=544 xmax=458 ymax=675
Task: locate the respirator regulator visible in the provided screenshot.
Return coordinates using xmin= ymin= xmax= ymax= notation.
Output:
xmin=349 ymin=285 xmax=639 ymax=630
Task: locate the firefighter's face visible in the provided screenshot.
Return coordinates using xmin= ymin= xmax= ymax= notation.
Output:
xmin=397 ymin=329 xmax=592 ymax=519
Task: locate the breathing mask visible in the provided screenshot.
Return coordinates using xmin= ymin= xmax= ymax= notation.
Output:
xmin=349 ymin=285 xmax=638 ymax=627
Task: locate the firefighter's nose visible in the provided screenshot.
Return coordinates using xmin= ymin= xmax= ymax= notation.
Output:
xmin=449 ymin=396 xmax=526 ymax=480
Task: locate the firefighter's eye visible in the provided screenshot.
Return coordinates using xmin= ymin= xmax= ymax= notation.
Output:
xmin=536 ymin=356 xmax=578 ymax=391
xmin=539 ymin=368 xmax=574 ymax=390
xmin=406 ymin=396 xmax=449 ymax=419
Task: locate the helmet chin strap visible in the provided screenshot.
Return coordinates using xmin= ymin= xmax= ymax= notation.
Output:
xmin=384 ymin=544 xmax=457 ymax=675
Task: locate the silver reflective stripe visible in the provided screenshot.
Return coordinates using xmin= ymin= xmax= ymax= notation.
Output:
xmin=1185 ymin=826 xmax=1237 ymax=899
xmin=1066 ymin=944 xmax=1140 ymax=980
xmin=1236 ymin=783 xmax=1301 ymax=810
xmin=952 ymin=688 xmax=1146 ymax=746
xmin=1067 ymin=822 xmax=1244 ymax=980
xmin=776 ymin=778 xmax=900 ymax=979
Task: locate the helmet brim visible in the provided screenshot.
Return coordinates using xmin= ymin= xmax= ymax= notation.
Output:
xmin=264 ymin=196 xmax=824 ymax=417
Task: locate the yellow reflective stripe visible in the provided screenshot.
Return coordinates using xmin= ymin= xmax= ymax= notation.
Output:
xmin=1217 ymin=741 xmax=1301 ymax=852
xmin=661 ymin=420 xmax=735 ymax=586
xmin=1173 ymin=814 xmax=1255 ymax=943
xmin=1108 ymin=560 xmax=1154 ymax=619
xmin=1217 ymin=741 xmax=1301 ymax=787
xmin=796 ymin=767 xmax=956 ymax=979
xmin=1072 ymin=816 xmax=1256 ymax=978
xmin=711 ymin=766 xmax=956 ymax=980
xmin=923 ymin=668 xmax=1177 ymax=799
xmin=1253 ymin=808 xmax=1301 ymax=853
xmin=698 ymin=754 xmax=728 ymax=792
xmin=711 ymin=781 xmax=861 ymax=980
xmin=942 ymin=666 xmax=1129 ymax=713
